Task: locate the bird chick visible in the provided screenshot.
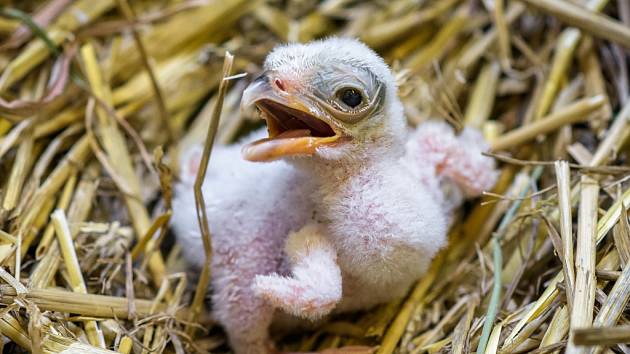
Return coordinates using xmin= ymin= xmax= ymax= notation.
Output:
xmin=171 ymin=38 xmax=497 ymax=354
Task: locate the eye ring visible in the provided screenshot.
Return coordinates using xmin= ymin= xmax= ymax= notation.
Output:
xmin=337 ymin=87 xmax=364 ymax=109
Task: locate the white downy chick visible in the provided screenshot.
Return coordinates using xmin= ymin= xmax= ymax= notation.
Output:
xmin=171 ymin=37 xmax=497 ymax=354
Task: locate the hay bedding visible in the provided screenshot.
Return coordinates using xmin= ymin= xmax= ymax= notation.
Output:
xmin=0 ymin=0 xmax=629 ymax=353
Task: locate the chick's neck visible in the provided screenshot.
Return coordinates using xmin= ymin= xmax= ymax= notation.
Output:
xmin=301 ymin=138 xmax=405 ymax=191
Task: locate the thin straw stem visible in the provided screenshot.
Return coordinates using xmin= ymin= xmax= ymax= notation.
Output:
xmin=186 ymin=52 xmax=234 ymax=334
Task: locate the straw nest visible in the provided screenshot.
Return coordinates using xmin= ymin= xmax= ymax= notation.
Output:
xmin=0 ymin=0 xmax=629 ymax=353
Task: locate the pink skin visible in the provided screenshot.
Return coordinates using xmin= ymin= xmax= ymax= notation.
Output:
xmin=173 ymin=122 xmax=495 ymax=354
xmin=171 ymin=38 xmax=497 ymax=354
xmin=404 ymin=121 xmax=497 ymax=198
xmin=253 ymin=123 xmax=497 ymax=318
xmin=172 ymin=137 xmax=315 ymax=354
xmin=403 ymin=121 xmax=498 ymax=217
xmin=253 ymin=223 xmax=342 ymax=321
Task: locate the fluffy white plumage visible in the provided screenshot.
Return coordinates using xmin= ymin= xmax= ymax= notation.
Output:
xmin=171 ymin=38 xmax=497 ymax=354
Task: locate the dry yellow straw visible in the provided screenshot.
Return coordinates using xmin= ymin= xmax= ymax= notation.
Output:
xmin=491 ymin=95 xmax=604 ymax=151
xmin=590 ymin=259 xmax=630 ymax=354
xmin=521 ymin=0 xmax=630 ymax=48
xmin=0 ymin=0 xmax=115 ymax=92
xmin=531 ymin=0 xmax=608 ymax=119
xmin=0 ymin=284 xmax=186 ymax=319
xmin=406 ymin=12 xmax=467 ymax=71
xmin=493 ymin=0 xmax=511 ymax=68
xmin=464 ymin=61 xmax=500 ymax=129
xmin=81 ymin=43 xmax=167 ymax=287
xmin=567 ymin=176 xmax=599 ymax=354
xmin=117 ymin=336 xmax=133 ymax=354
xmin=35 ymin=173 xmax=77 ymax=260
xmin=52 ymin=209 xmax=106 ymax=348
xmin=554 ymin=161 xmax=575 ymax=312
xmin=573 ymin=326 xmax=630 ymax=346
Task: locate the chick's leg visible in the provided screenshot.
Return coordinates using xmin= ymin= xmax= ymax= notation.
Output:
xmin=406 ymin=121 xmax=497 ymax=197
xmin=211 ymin=246 xmax=278 ymax=354
xmin=253 ymin=224 xmax=342 ymax=321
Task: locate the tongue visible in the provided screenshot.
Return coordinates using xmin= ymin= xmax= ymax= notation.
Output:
xmin=274 ymin=129 xmax=312 ymax=139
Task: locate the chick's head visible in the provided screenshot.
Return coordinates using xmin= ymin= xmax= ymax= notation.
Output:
xmin=241 ymin=37 xmax=405 ymax=162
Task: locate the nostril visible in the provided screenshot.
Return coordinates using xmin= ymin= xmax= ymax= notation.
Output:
xmin=274 ymin=78 xmax=286 ymax=92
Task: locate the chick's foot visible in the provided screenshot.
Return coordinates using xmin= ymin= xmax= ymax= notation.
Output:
xmin=253 ymin=224 xmax=342 ymax=320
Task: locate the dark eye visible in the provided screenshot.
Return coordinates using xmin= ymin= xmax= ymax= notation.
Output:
xmin=339 ymin=88 xmax=363 ymax=108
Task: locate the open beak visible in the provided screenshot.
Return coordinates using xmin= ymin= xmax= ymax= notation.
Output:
xmin=240 ymin=73 xmax=343 ymax=162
